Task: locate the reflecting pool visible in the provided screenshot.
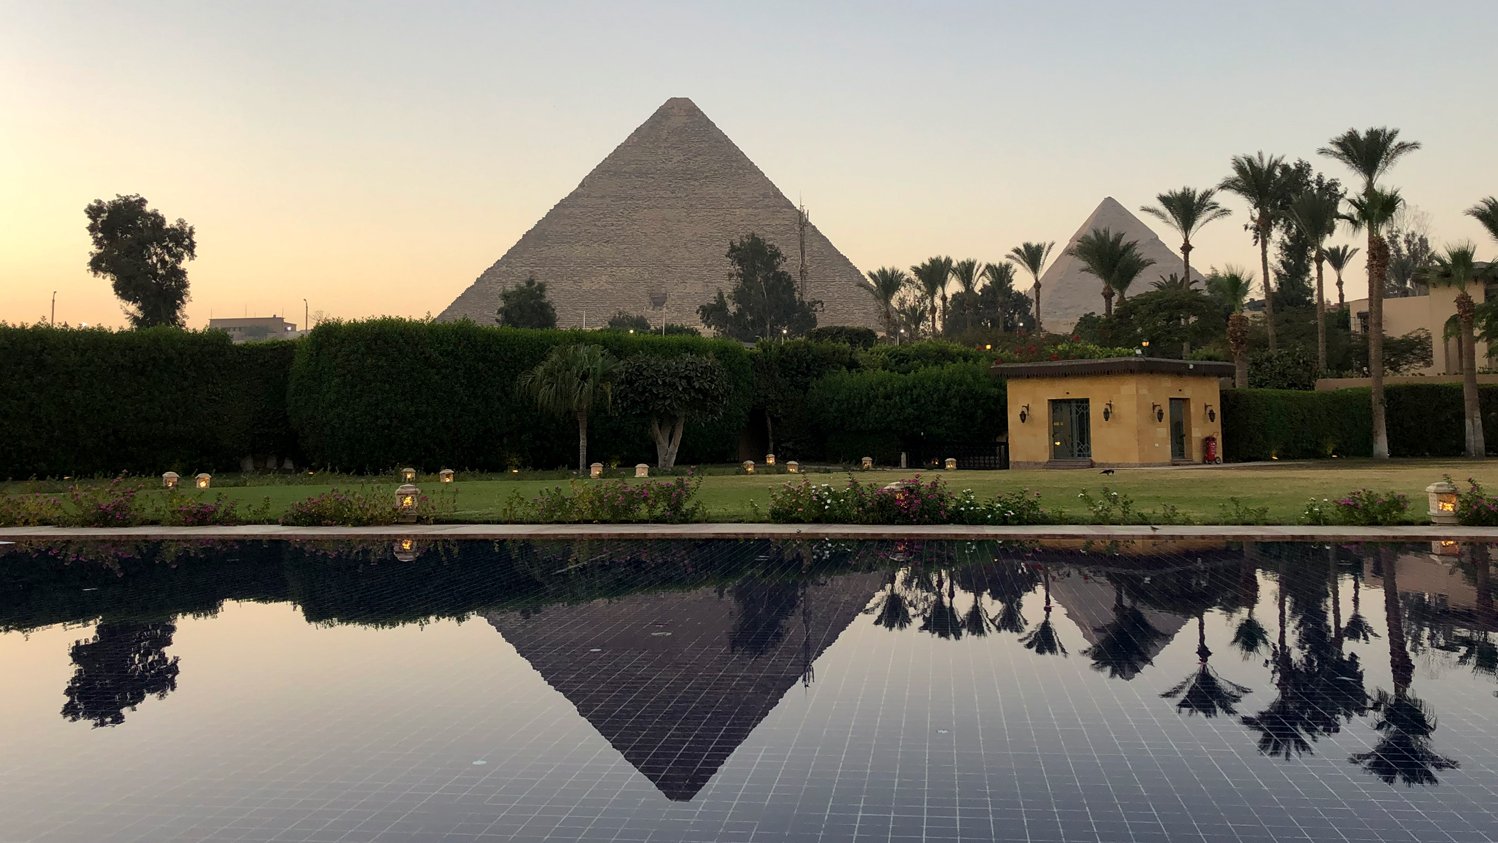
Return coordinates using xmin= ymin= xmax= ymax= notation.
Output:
xmin=1 ymin=538 xmax=1496 ymax=842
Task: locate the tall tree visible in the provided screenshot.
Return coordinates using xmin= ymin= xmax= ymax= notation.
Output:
xmin=615 ymin=355 xmax=729 ymax=468
xmin=84 ymin=194 xmax=197 ymax=328
xmin=981 ymin=262 xmax=1028 ymax=331
xmin=517 ymin=344 xmax=617 ymax=473
xmin=1428 ymin=244 xmax=1485 ymax=458
xmin=1324 ymin=245 xmax=1361 ymax=311
xmin=1286 ymin=189 xmax=1343 ymax=373
xmin=497 ymin=276 xmax=558 ymax=328
xmin=1006 ymin=242 xmax=1054 ymax=332
xmin=1269 ymin=161 xmax=1341 ymax=311
xmin=1320 ymin=127 xmax=1421 ymax=460
xmin=1385 ymin=207 xmax=1436 ymax=297
xmin=1067 ymin=228 xmax=1155 ymax=317
xmin=949 ymin=259 xmax=983 ymax=333
xmin=864 ymin=267 xmax=911 ymax=337
xmin=910 ymin=256 xmax=954 ymax=336
xmin=1220 ymin=153 xmax=1292 ymax=350
xmin=1207 ymin=266 xmax=1255 ymax=388
xmin=1139 ymin=187 xmax=1231 ymax=285
xmin=1467 ymin=197 xmax=1498 ymax=243
xmin=698 ymin=233 xmax=820 ymax=341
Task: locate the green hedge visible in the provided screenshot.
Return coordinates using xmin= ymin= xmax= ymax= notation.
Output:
xmin=1221 ymin=383 xmax=1498 ymax=461
xmin=287 ymin=319 xmax=753 ymax=471
xmin=0 ymin=326 xmax=296 ymax=478
xmin=808 ymin=362 xmax=1005 ymax=464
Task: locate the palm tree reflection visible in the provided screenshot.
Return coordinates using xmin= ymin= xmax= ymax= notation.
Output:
xmin=1020 ymin=568 xmax=1067 ymax=657
xmin=61 ymin=618 xmax=180 ymax=728
xmin=1163 ymin=611 xmax=1251 ymax=717
xmin=1085 ymin=580 xmax=1168 ymax=680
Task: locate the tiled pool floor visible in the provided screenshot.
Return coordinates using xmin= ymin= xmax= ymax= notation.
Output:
xmin=1 ymin=538 xmax=1495 ymax=842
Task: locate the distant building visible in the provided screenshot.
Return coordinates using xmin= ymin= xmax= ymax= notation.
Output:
xmin=1347 ymin=267 xmax=1498 ymax=375
xmin=207 ymin=316 xmax=300 ymax=343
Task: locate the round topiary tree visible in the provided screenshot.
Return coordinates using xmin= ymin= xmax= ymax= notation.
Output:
xmin=615 ymin=355 xmax=729 ymax=468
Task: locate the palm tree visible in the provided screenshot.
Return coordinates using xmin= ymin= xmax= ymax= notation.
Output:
xmin=1428 ymin=243 xmax=1485 ymax=457
xmin=1286 ymin=189 xmax=1343 ymax=373
xmin=980 ymin=262 xmax=1018 ymax=332
xmin=1006 ymin=241 xmax=1054 ymax=332
xmin=1320 ymin=127 xmax=1422 ymax=460
xmin=1140 ymin=187 xmax=1231 ymax=287
xmin=950 ymin=259 xmax=983 ymax=334
xmin=1343 ymin=188 xmax=1406 ymax=459
xmin=910 ymin=256 xmax=954 ymax=337
xmin=865 ymin=267 xmax=910 ymax=338
xmin=517 ymin=344 xmax=617 ymax=473
xmin=1207 ymin=266 xmax=1254 ymax=388
xmin=1324 ymin=245 xmax=1361 ymax=311
xmin=1067 ymin=228 xmax=1155 ymax=317
xmin=1469 ymin=197 xmax=1498 ymax=243
xmin=1220 ymin=152 xmax=1292 ymax=350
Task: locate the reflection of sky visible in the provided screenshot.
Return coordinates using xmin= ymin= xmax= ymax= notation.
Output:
xmin=0 ymin=544 xmax=1496 ymax=841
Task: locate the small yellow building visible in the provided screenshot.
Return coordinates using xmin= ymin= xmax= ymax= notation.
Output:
xmin=995 ymin=357 xmax=1234 ymax=468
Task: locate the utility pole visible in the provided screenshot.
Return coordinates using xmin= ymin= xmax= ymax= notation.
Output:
xmin=796 ymin=201 xmax=810 ymax=298
xmin=303 ymin=298 xmax=309 ymax=332
xmin=51 ymin=291 xmax=56 ymax=325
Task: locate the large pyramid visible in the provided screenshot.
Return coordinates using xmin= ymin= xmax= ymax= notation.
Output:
xmin=440 ymin=98 xmax=881 ymax=330
xmin=1037 ymin=197 xmax=1204 ymax=334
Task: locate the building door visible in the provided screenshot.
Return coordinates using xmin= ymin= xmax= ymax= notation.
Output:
xmin=1049 ymin=399 xmax=1091 ymax=460
xmin=1169 ymin=398 xmax=1189 ymax=461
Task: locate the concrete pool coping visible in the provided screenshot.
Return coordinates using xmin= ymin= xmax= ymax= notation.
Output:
xmin=2 ymin=523 xmax=1497 ymax=542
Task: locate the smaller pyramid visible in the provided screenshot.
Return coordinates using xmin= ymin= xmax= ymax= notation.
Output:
xmin=1036 ymin=197 xmax=1205 ymax=334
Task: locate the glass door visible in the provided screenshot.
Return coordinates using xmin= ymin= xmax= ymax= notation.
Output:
xmin=1049 ymin=399 xmax=1091 ymax=460
xmin=1169 ymin=398 xmax=1189 ymax=461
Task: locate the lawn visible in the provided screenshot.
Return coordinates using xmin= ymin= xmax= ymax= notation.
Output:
xmin=7 ymin=460 xmax=1494 ymax=524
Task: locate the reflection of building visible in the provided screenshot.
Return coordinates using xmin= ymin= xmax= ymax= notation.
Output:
xmin=1362 ymin=548 xmax=1496 ymax=631
xmin=485 ymin=572 xmax=883 ymax=800
xmin=997 ymin=357 xmax=1232 ymax=467
xmin=207 ymin=316 xmax=300 ymax=343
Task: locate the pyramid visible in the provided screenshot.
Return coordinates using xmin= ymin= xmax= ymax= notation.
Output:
xmin=440 ymin=98 xmax=881 ymax=330
xmin=1036 ymin=197 xmax=1205 ymax=335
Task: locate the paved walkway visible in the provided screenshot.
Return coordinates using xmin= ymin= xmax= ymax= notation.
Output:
xmin=1 ymin=523 xmax=1494 ymax=541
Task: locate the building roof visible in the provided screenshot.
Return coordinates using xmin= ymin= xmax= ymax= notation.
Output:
xmin=439 ymin=97 xmax=880 ymax=331
xmin=993 ymin=356 xmax=1235 ymax=379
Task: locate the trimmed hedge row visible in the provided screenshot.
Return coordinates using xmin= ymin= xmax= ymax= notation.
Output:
xmin=807 ymin=363 xmax=1005 ymax=464
xmin=0 ymin=326 xmax=296 ymax=477
xmin=1222 ymin=383 xmax=1498 ymax=461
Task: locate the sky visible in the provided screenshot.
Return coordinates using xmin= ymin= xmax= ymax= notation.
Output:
xmin=3 ymin=0 xmax=1496 ymax=329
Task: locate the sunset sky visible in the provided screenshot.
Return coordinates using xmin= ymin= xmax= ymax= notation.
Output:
xmin=3 ymin=1 xmax=1495 ymax=329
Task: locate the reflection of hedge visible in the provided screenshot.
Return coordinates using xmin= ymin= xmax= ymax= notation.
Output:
xmin=287 ymin=319 xmax=753 ymax=471
xmin=0 ymin=326 xmax=297 ymax=478
xmin=1222 ymin=384 xmax=1498 ymax=461
xmin=808 ymin=363 xmax=1005 ymax=464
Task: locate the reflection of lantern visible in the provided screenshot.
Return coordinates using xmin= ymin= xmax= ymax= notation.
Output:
xmin=1426 ymin=480 xmax=1458 ymax=525
xmin=590 ymin=463 xmax=603 ymax=479
xmin=944 ymin=458 xmax=957 ymax=470
xmin=766 ymin=453 xmax=776 ymax=466
xmin=439 ymin=468 xmax=454 ymax=484
xmin=742 ymin=460 xmax=755 ymax=474
xmin=787 ymin=461 xmax=799 ymax=474
xmin=195 ymin=473 xmax=211 ymax=489
xmin=394 ymin=537 xmax=418 ymax=562
xmin=162 ymin=472 xmax=180 ymax=489
xmin=400 ymin=467 xmax=416 ymax=483
xmin=1431 ymin=539 xmax=1460 ymax=557
xmin=860 ymin=456 xmax=873 ymax=470
xmin=396 ymin=484 xmax=419 ymax=523
xmin=635 ymin=464 xmax=649 ymax=478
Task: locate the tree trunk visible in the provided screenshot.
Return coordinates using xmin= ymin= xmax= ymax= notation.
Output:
xmin=1314 ymin=249 xmax=1327 ymax=374
xmin=1228 ymin=312 xmax=1249 ymax=388
xmin=1103 ymin=286 xmax=1114 ymax=318
xmin=1181 ymin=242 xmax=1193 ymax=358
xmin=1380 ymin=547 xmax=1412 ymax=694
xmin=1369 ymin=232 xmax=1389 ymax=459
xmin=576 ymin=410 xmax=589 ymax=474
xmin=1260 ymin=221 xmax=1277 ymax=351
xmin=1336 ymin=272 xmax=1346 ymax=311
xmin=1459 ymin=297 xmax=1484 ymax=457
xmin=1033 ymin=283 xmax=1042 ymax=333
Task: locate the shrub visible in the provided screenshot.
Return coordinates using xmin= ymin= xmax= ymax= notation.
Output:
xmin=508 ymin=475 xmax=704 ymax=523
xmin=159 ymin=492 xmax=271 ymax=526
xmin=1300 ymin=489 xmax=1410 ymax=526
xmin=752 ymin=340 xmax=863 ymax=458
xmin=808 ymin=363 xmax=1004 ymax=464
xmin=766 ymin=476 xmax=1046 ymax=525
xmin=805 ymin=326 xmax=878 ymax=349
xmin=0 ymin=491 xmax=67 ymax=527
xmin=1455 ymin=478 xmax=1498 ymax=527
xmin=280 ymin=487 xmax=451 ymax=526
xmin=66 ymin=479 xmax=148 ymax=527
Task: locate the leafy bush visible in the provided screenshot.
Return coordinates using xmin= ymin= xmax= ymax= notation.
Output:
xmin=766 ymin=476 xmax=1046 ymax=525
xmin=507 ymin=475 xmax=703 ymax=523
xmin=66 ymin=479 xmax=148 ymax=527
xmin=1247 ymin=347 xmax=1318 ymax=390
xmin=160 ymin=492 xmax=271 ymax=526
xmin=1299 ymin=489 xmax=1410 ymax=526
xmin=1455 ymin=478 xmax=1498 ymax=526
xmin=752 ymin=340 xmax=863 ymax=458
xmin=0 ymin=491 xmax=67 ymax=527
xmin=280 ymin=487 xmax=451 ymax=526
xmin=805 ymin=326 xmax=878 ymax=349
xmin=808 ymin=363 xmax=1004 ymax=464
xmin=863 ymin=341 xmax=986 ymax=373
xmin=1221 ymin=388 xmax=1372 ymax=461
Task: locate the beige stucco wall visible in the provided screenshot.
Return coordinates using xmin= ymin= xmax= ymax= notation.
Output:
xmin=1347 ymin=287 xmax=1491 ymax=375
xmin=1007 ymin=372 xmax=1225 ymax=467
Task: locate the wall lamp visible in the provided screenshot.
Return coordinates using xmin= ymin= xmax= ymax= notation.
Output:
xmin=1102 ymin=401 xmax=1114 ymax=422
xmin=1018 ymin=404 xmax=1030 ymax=424
xmin=1151 ymin=403 xmax=1165 ymax=423
xmin=1205 ymin=403 xmax=1217 ymax=423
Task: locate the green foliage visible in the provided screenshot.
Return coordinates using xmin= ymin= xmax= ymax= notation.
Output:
xmin=615 ymin=355 xmax=730 ymax=467
xmin=0 ymin=481 xmax=273 ymax=527
xmin=1349 ymin=328 xmax=1432 ymax=375
xmin=864 ymin=340 xmax=986 ymax=372
xmin=805 ymin=326 xmax=878 ymax=348
xmin=1067 ymin=228 xmax=1156 ymax=306
xmin=1271 ymin=161 xmax=1341 ymax=309
xmin=808 ymin=363 xmax=1004 ymax=464
xmin=1299 ymin=489 xmax=1410 ymax=526
xmin=1454 ymin=478 xmax=1498 ymax=526
xmin=698 ymin=234 xmax=819 ymax=340
xmin=604 ymin=311 xmax=698 ymax=335
xmin=287 ymin=319 xmax=753 ymax=471
xmin=1220 ymin=388 xmax=1372 ymax=461
xmin=280 ymin=487 xmax=452 ymax=526
xmin=505 ymin=475 xmax=703 ymax=523
xmin=84 ymin=194 xmax=196 ymax=328
xmin=0 ymin=325 xmax=297 ymax=478
xmin=496 ymin=276 xmax=558 ymax=329
xmin=1087 ymin=288 xmax=1220 ymax=357
xmin=766 ymin=475 xmax=1046 ymax=525
xmin=752 ymin=340 xmax=862 ymax=457
xmin=1248 ymin=346 xmax=1318 ymax=390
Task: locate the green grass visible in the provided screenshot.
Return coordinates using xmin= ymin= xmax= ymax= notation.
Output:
xmin=6 ymin=459 xmax=1494 ymax=524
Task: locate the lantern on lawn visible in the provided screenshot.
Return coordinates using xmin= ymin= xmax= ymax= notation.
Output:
xmin=944 ymin=458 xmax=957 ymax=470
xmin=861 ymin=456 xmax=873 ymax=470
xmin=162 ymin=472 xmax=180 ymax=489
xmin=1426 ymin=480 xmax=1458 ymax=525
xmin=396 ymin=484 xmax=419 ymax=523
xmin=590 ymin=463 xmax=603 ymax=479
xmin=400 ymin=467 xmax=417 ymax=483
xmin=787 ymin=461 xmax=799 ymax=474
xmin=635 ymin=464 xmax=649 ymax=478
xmin=742 ymin=460 xmax=755 ymax=474
xmin=394 ymin=537 xmax=418 ymax=562
xmin=765 ymin=453 xmax=776 ymax=466
xmin=439 ymin=468 xmax=454 ymax=484
xmin=194 ymin=473 xmax=211 ymax=490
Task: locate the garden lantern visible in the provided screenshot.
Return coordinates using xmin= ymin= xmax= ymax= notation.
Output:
xmin=1432 ymin=539 xmax=1460 ymax=557
xmin=396 ymin=484 xmax=419 ymax=522
xmin=590 ymin=463 xmax=603 ymax=479
xmin=162 ymin=471 xmax=179 ymax=489
xmin=439 ymin=469 xmax=454 ymax=484
xmin=1426 ymin=480 xmax=1458 ymax=525
xmin=766 ymin=453 xmax=776 ymax=466
xmin=944 ymin=458 xmax=957 ymax=470
xmin=400 ymin=467 xmax=417 ymax=483
xmin=635 ymin=464 xmax=649 ymax=478
xmin=195 ymin=473 xmax=211 ymax=490
xmin=743 ymin=460 xmax=755 ymax=474
xmin=787 ymin=461 xmax=799 ymax=474
xmin=393 ymin=537 xmax=418 ymax=562
xmin=861 ymin=456 xmax=873 ymax=470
